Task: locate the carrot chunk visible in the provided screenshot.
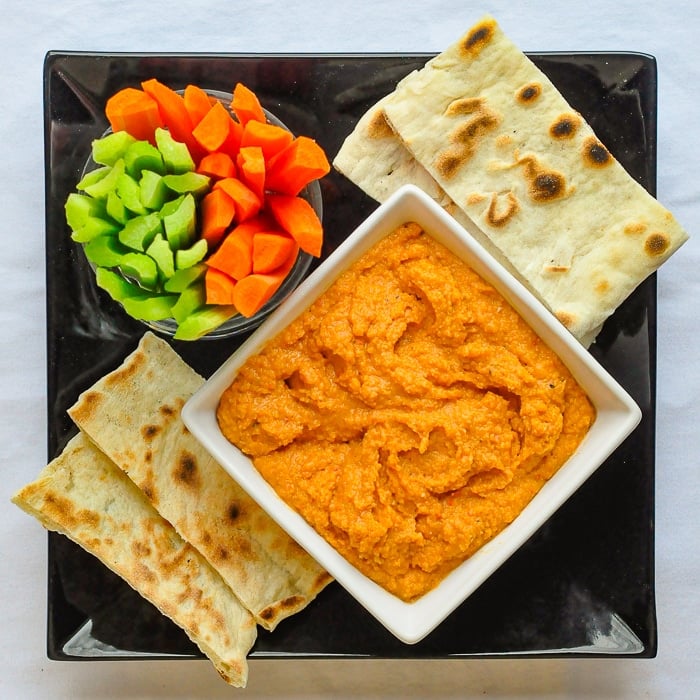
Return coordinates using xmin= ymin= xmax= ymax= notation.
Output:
xmin=105 ymin=88 xmax=164 ymax=144
xmin=205 ymin=267 xmax=237 ymax=305
xmin=232 ymin=250 xmax=298 ymax=317
xmin=231 ymin=82 xmax=266 ymax=125
xmin=266 ymin=193 xmax=323 ymax=257
xmin=236 ymin=146 xmax=266 ymax=202
xmin=183 ymin=84 xmax=216 ymax=127
xmin=252 ymin=231 xmax=298 ymax=274
xmin=200 ymin=188 xmax=236 ymax=248
xmin=141 ymin=78 xmax=200 ymax=158
xmin=197 ymin=151 xmax=237 ymax=180
xmin=214 ymin=177 xmax=262 ymax=222
xmin=192 ymin=101 xmax=237 ymax=153
xmin=241 ymin=120 xmax=294 ymax=161
xmin=265 ymin=136 xmax=330 ymax=196
xmin=206 ymin=220 xmax=258 ymax=281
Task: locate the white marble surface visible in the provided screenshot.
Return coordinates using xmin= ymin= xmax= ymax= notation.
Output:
xmin=2 ymin=1 xmax=699 ymax=697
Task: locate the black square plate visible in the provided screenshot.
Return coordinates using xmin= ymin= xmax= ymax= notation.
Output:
xmin=44 ymin=51 xmax=657 ymax=659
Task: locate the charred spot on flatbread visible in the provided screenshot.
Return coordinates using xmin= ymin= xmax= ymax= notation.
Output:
xmin=367 ymin=109 xmax=394 ymax=139
xmin=582 ymin=136 xmax=613 ymax=167
xmin=445 ymin=97 xmax=484 ymax=116
xmin=459 ymin=18 xmax=496 ymax=58
xmin=624 ymin=222 xmax=647 ymax=235
xmin=227 ymin=501 xmax=242 ymax=522
xmin=142 ymin=423 xmax=161 ymax=441
xmin=555 ymin=310 xmax=577 ymax=329
xmin=549 ymin=113 xmax=581 ymax=140
xmin=486 ymin=191 xmax=520 ymax=227
xmin=644 ymin=232 xmax=671 ymax=257
xmin=517 ymin=156 xmax=569 ymax=202
xmin=516 ymin=82 xmax=542 ymax=105
xmin=531 ymin=172 xmax=566 ymax=201
xmin=436 ymin=104 xmax=501 ymax=179
xmin=544 ymin=263 xmax=571 ymax=273
xmin=173 ymin=451 xmax=201 ymax=489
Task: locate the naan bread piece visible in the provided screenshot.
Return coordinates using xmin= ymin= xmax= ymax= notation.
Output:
xmin=380 ymin=15 xmax=688 ymax=343
xmin=68 ymin=332 xmax=331 ymax=631
xmin=11 ymin=432 xmax=256 ymax=687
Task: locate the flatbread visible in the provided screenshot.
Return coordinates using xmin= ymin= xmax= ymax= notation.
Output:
xmin=11 ymin=432 xmax=256 ymax=687
xmin=334 ymin=16 xmax=689 ymax=345
xmin=68 ymin=332 xmax=332 ymax=631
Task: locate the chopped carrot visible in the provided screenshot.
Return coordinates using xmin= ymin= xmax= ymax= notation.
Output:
xmin=184 ymin=84 xmax=216 ymax=127
xmin=192 ymin=101 xmax=237 ymax=153
xmin=266 ymin=193 xmax=323 ymax=257
xmin=141 ymin=78 xmax=201 ymax=158
xmin=214 ymin=177 xmax=261 ymax=222
xmin=231 ymin=82 xmax=266 ymax=126
xmin=205 ymin=267 xmax=237 ymax=305
xmin=197 ymin=151 xmax=237 ymax=180
xmin=206 ymin=220 xmax=259 ymax=281
xmin=236 ymin=146 xmax=266 ymax=202
xmin=200 ymin=188 xmax=236 ymax=248
xmin=252 ymin=231 xmax=298 ymax=274
xmin=265 ymin=136 xmax=331 ymax=196
xmin=105 ymin=88 xmax=164 ymax=144
xmin=232 ymin=249 xmax=298 ymax=317
xmin=241 ymin=120 xmax=294 ymax=161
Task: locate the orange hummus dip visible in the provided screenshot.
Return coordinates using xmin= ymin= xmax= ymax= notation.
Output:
xmin=217 ymin=222 xmax=595 ymax=602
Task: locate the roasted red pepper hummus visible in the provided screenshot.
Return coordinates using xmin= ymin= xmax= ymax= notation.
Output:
xmin=217 ymin=222 xmax=595 ymax=601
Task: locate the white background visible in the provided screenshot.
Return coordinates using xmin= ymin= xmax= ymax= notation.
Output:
xmin=2 ymin=1 xmax=698 ymax=697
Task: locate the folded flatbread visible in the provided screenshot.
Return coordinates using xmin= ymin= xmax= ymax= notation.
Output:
xmin=334 ymin=15 xmax=689 ymax=346
xmin=68 ymin=332 xmax=331 ymax=631
xmin=11 ymin=432 xmax=256 ymax=687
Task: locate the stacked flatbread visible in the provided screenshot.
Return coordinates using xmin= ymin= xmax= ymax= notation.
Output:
xmin=334 ymin=15 xmax=689 ymax=346
xmin=12 ymin=332 xmax=331 ymax=687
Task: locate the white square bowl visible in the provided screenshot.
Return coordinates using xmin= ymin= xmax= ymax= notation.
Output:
xmin=182 ymin=184 xmax=642 ymax=644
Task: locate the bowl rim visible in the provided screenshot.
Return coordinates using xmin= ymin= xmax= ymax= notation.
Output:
xmin=181 ymin=184 xmax=642 ymax=643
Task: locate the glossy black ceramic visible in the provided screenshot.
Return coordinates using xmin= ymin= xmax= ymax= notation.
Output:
xmin=44 ymin=51 xmax=658 ymax=660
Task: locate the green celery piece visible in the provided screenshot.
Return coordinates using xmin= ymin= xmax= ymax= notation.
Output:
xmin=163 ymin=263 xmax=206 ymax=292
xmin=82 ymin=158 xmax=125 ymax=199
xmin=122 ymin=294 xmax=178 ymax=321
xmin=175 ymin=238 xmax=208 ymax=269
xmin=65 ymin=192 xmax=107 ymax=230
xmin=95 ymin=266 xmax=144 ymax=302
xmin=106 ymin=190 xmax=129 ymax=225
xmin=162 ymin=193 xmax=196 ymax=250
xmin=83 ymin=235 xmax=130 ymax=268
xmin=91 ymin=131 xmax=137 ymax=166
xmin=118 ymin=212 xmax=163 ymax=251
xmin=171 ymin=284 xmax=206 ymax=324
xmin=162 ymin=172 xmax=210 ymax=197
xmin=119 ymin=252 xmax=160 ymax=290
xmin=124 ymin=141 xmax=165 ymax=178
xmin=70 ymin=216 xmax=120 ymax=243
xmin=146 ymin=233 xmax=176 ymax=279
xmin=139 ymin=170 xmax=170 ymax=211
xmin=155 ymin=127 xmax=195 ymax=174
xmin=76 ymin=165 xmax=111 ymax=191
xmin=116 ymin=171 xmax=148 ymax=215
xmin=173 ymin=305 xmax=239 ymax=341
